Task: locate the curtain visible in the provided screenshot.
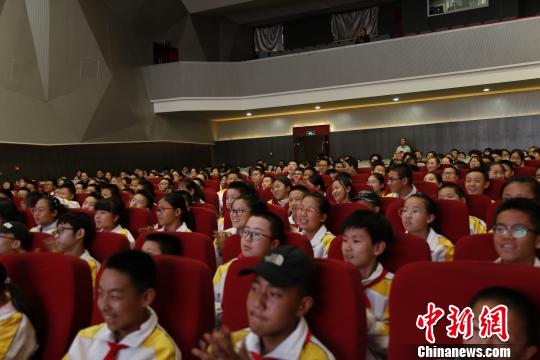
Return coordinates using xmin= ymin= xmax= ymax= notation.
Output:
xmin=254 ymin=24 xmax=284 ymax=53
xmin=331 ymin=7 xmax=379 ymax=42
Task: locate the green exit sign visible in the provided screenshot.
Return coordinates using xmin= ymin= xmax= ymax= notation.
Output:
xmin=306 ymin=130 xmax=316 ymax=136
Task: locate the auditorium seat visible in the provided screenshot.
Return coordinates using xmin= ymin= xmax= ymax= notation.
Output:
xmin=267 ymin=203 xmax=290 ymax=231
xmin=515 ymin=166 xmax=536 ymax=177
xmin=135 ymin=231 xmax=216 ymax=273
xmin=435 ymin=199 xmax=469 ymax=243
xmin=154 ymin=190 xmax=168 ymax=202
xmin=465 ymin=194 xmax=492 ymax=221
xmin=0 ymin=253 xmax=93 ymax=360
xmin=454 ymin=233 xmax=497 ymax=261
xmin=412 ymin=172 xmax=426 ymax=182
xmin=414 ymin=181 xmax=439 ymax=200
xmin=388 ymin=261 xmax=540 ymax=360
xmin=351 ymin=173 xmax=370 ymax=182
xmin=380 ymin=197 xmax=400 ymax=214
xmin=326 ymin=202 xmax=369 ymax=235
xmin=256 ymin=187 xmax=274 ymax=203
xmin=191 ymin=202 xmax=215 ymax=211
xmin=120 ymin=191 xmax=132 ymax=207
xmin=89 ymin=231 xmax=131 ymax=263
xmin=328 ymin=232 xmax=431 ymax=273
xmin=30 ymin=231 xmax=53 ymax=252
xmin=201 ymin=188 xmax=219 ymax=210
xmin=222 ymin=257 xmax=367 ymax=360
xmin=525 ymin=159 xmax=540 ymax=167
xmin=75 ymin=193 xmax=88 ymax=206
xmin=21 ymin=208 xmax=37 ymax=228
xmin=384 ymin=198 xmax=405 ymax=234
xmin=126 ymin=207 xmax=155 ymax=236
xmin=221 ymin=232 xmax=314 ymax=263
xmin=203 ymin=179 xmax=219 ymax=191
xmin=485 ymin=178 xmax=505 ymax=200
xmin=69 ymin=208 xmax=95 ymax=223
xmin=191 ymin=206 xmax=217 ymax=238
xmin=485 ymin=200 xmax=501 ymax=230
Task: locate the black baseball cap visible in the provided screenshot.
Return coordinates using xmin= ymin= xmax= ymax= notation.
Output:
xmin=238 ymin=245 xmax=315 ymax=289
xmin=353 ymin=190 xmax=381 ymax=206
xmin=0 ymin=221 xmax=32 ymax=249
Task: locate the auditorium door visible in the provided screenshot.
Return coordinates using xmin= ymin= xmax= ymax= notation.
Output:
xmin=293 ymin=125 xmax=330 ymax=163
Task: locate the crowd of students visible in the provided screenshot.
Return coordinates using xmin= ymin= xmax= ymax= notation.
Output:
xmin=0 ymin=144 xmax=540 ymax=359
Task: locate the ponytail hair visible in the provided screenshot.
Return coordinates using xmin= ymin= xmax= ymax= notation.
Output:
xmin=161 ymin=191 xmax=196 ymax=232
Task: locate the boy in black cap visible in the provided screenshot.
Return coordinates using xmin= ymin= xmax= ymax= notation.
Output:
xmin=193 ymin=246 xmax=335 ymax=360
xmin=0 ymin=221 xmax=32 ymax=255
xmin=353 ymin=190 xmax=381 ymax=213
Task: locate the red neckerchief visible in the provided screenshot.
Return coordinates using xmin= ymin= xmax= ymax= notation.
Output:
xmin=249 ymin=328 xmax=311 ymax=360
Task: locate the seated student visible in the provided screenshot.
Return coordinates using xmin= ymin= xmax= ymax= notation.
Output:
xmin=218 ymin=181 xmax=258 ymax=231
xmin=94 ymin=197 xmax=135 ymax=247
xmin=270 ymin=176 xmax=292 ymax=208
xmin=249 ymin=167 xmax=264 ymax=189
xmin=195 ymin=246 xmax=334 ymax=360
xmin=54 ymin=212 xmax=100 ymax=285
xmin=101 ymin=184 xmax=121 ymax=200
xmin=367 ymin=173 xmax=385 ymax=197
xmin=510 ymin=149 xmax=526 ymax=168
xmin=493 ymin=198 xmax=540 ymax=267
xmin=353 ymin=190 xmax=381 ymax=213
xmin=288 ymin=185 xmax=309 ymax=232
xmin=464 ymin=169 xmax=490 ymax=196
xmin=82 ymin=192 xmax=102 ymax=212
xmin=464 ymin=287 xmax=538 ymax=360
xmin=177 ymin=179 xmax=206 ymax=204
xmin=487 ymin=162 xmax=506 ymax=180
xmin=0 ymin=222 xmax=32 ymax=256
xmin=385 ymin=165 xmax=417 ymax=199
xmin=214 ymin=195 xmax=267 ymax=261
xmin=157 ymin=178 xmax=172 ymax=193
xmin=501 ymin=176 xmax=540 ymax=202
xmin=155 ymin=192 xmax=195 ymax=233
xmin=302 ymin=167 xmax=316 ymax=183
xmin=291 ymin=169 xmax=303 ymax=185
xmin=64 ymin=250 xmax=181 ymax=359
xmin=306 ymin=174 xmax=325 ymax=196
xmin=213 ymin=211 xmax=284 ymax=321
xmin=371 ymin=161 xmax=386 ymax=176
xmin=260 ymin=175 xmax=273 ymax=190
xmin=0 ymin=263 xmax=38 ymax=359
xmin=141 ymin=233 xmax=182 ymax=256
xmin=423 ymin=172 xmax=443 ymax=188
xmin=438 ymin=183 xmax=487 ymax=234
xmin=331 ymin=178 xmax=353 ymax=203
xmin=30 ymin=195 xmax=67 ymax=234
xmin=441 ymin=165 xmax=460 ymax=183
xmin=401 ymin=194 xmax=454 ymax=262
xmin=500 ymin=159 xmax=515 ymax=179
xmin=341 ymin=210 xmax=393 ymax=359
xmin=297 ymin=192 xmax=335 ymax=259
xmin=129 ymin=189 xmax=154 ymax=210
xmin=56 ymin=183 xmax=81 ymax=209
xmin=425 ymin=156 xmax=440 ymax=172
xmin=468 ymin=156 xmax=483 ymax=170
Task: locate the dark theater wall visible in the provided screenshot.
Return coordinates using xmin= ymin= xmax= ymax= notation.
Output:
xmin=0 ymin=142 xmax=212 ymax=181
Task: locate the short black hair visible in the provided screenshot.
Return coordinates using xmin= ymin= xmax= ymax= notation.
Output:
xmin=250 ymin=211 xmax=285 ymax=246
xmin=342 ymin=210 xmax=393 ymax=246
xmin=440 ymin=183 xmax=465 ymax=199
xmin=501 ymin=175 xmax=540 ymax=201
xmin=390 ymin=164 xmax=413 ymax=184
xmin=303 ymin=192 xmax=331 ymax=215
xmin=227 ymin=181 xmax=257 ymax=198
xmin=144 ymin=233 xmax=182 ymax=256
xmin=469 ymin=286 xmax=539 ymax=346
xmin=232 ymin=195 xmax=267 ymax=214
xmin=466 ymin=169 xmax=489 ymax=182
xmin=104 ymin=250 xmax=156 ymax=293
xmin=58 ymin=211 xmax=96 ymax=249
xmin=496 ymin=198 xmax=540 ymax=234
xmin=290 ymin=184 xmax=309 ymax=195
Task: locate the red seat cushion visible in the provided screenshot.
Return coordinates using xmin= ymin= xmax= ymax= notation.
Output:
xmin=191 ymin=206 xmax=217 ymax=238
xmin=0 ymin=253 xmax=92 ymax=360
xmin=326 ymin=202 xmax=369 ymax=235
xmin=465 ymin=194 xmax=492 ymax=221
xmin=454 ymin=233 xmax=498 ymax=261
xmin=89 ymin=231 xmax=131 ymax=263
xmin=126 ymin=207 xmax=154 ymax=236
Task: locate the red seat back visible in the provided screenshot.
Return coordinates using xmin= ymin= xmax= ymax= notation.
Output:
xmin=465 ymin=194 xmax=492 ymax=221
xmin=326 ymin=202 xmax=369 ymax=235
xmin=126 ymin=207 xmax=154 ymax=236
xmin=388 ymin=262 xmax=540 ymax=360
xmin=515 ymin=166 xmax=536 ymax=177
xmin=30 ymin=232 xmax=53 ymax=252
xmin=328 ymin=233 xmax=431 ymax=273
xmin=412 ymin=171 xmax=426 ymax=182
xmin=485 ymin=200 xmax=501 ymax=230
xmin=454 ymin=233 xmax=497 ymax=261
xmin=351 ymin=173 xmax=370 ymax=182
xmin=0 ymin=253 xmax=92 ymax=360
xmin=414 ymin=181 xmax=439 ymax=200
xmin=135 ymin=231 xmax=216 ymax=273
xmin=222 ymin=257 xmax=366 ymax=360
xmin=435 ymin=199 xmax=470 ymax=244
xmin=22 ymin=208 xmax=37 ymax=228
xmin=191 ymin=206 xmax=217 ymax=238
xmin=203 ymin=179 xmax=219 ymax=191
xmin=267 ymin=204 xmax=290 ymax=232
xmin=525 ymin=160 xmax=540 ymax=167
xmin=201 ymin=188 xmax=219 ymax=210
xmin=75 ymin=193 xmax=88 ymax=206
xmin=120 ymin=191 xmax=132 ymax=207
xmin=256 ymin=188 xmax=274 ymax=203
xmin=485 ymin=178 xmax=505 ymax=201
xmin=380 ymin=196 xmax=400 ymax=214
xmin=69 ymin=208 xmax=95 ymax=225
xmin=89 ymin=231 xmax=131 ymax=263
xmin=384 ymin=198 xmax=405 ymax=234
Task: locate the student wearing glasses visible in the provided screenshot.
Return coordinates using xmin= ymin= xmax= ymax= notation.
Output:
xmin=493 ymin=198 xmax=540 ymax=267
xmin=385 ymin=165 xmax=417 ymax=199
xmin=213 ymin=211 xmax=284 ymax=322
xmin=155 ymin=192 xmax=195 ymax=233
xmin=441 ymin=165 xmax=460 ymax=183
